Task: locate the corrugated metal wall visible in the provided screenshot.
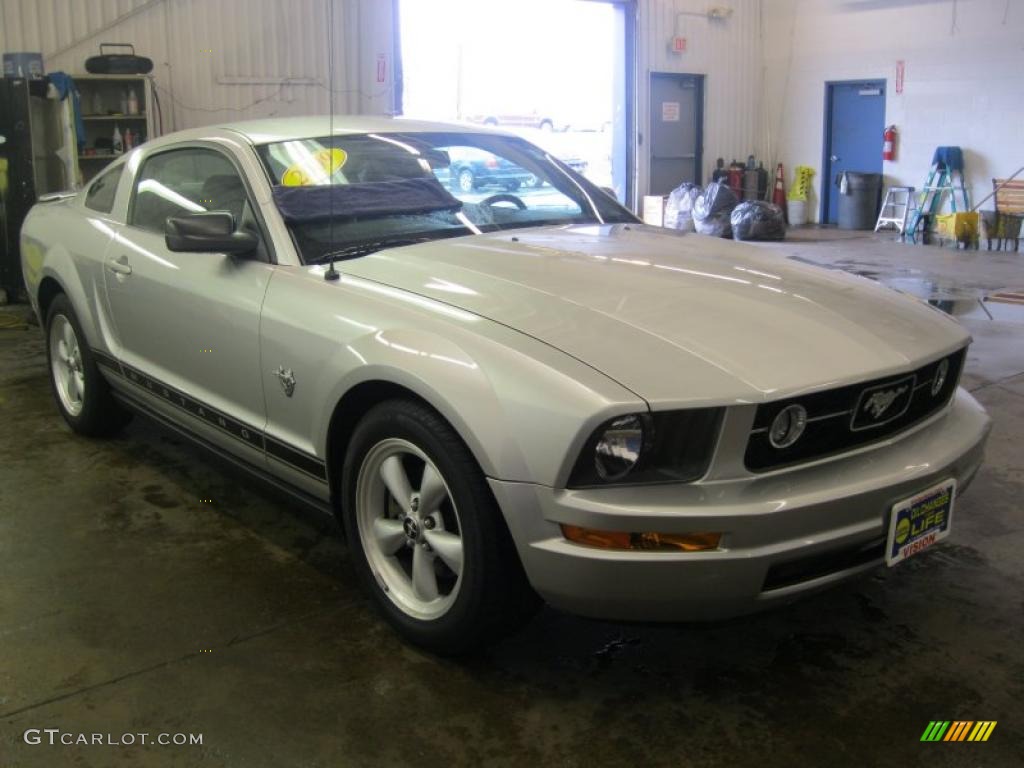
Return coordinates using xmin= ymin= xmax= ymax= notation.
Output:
xmin=1 ymin=0 xmax=763 ymax=198
xmin=0 ymin=0 xmax=396 ymax=133
xmin=638 ymin=0 xmax=764 ymax=191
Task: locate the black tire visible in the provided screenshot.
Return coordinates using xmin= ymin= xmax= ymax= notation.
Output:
xmin=341 ymin=399 xmax=538 ymax=655
xmin=45 ymin=293 xmax=127 ymax=437
xmin=504 ymin=180 xmax=521 ymax=192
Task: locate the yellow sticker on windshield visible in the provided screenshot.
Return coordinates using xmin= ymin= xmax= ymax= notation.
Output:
xmin=281 ymin=148 xmax=348 ymax=186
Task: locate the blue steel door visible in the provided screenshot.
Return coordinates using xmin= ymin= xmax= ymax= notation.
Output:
xmin=823 ymin=81 xmax=885 ymax=224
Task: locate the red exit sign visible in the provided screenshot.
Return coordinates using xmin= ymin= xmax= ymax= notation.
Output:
xmin=672 ymin=36 xmax=687 ymax=53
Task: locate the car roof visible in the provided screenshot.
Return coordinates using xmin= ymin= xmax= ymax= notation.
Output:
xmin=210 ymin=115 xmax=502 ymax=145
xmin=121 ymin=116 xmax=520 ymax=170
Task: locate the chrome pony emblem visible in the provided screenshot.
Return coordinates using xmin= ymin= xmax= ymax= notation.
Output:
xmin=273 ymin=366 xmax=296 ymax=397
xmin=864 ymin=386 xmax=908 ymax=419
xmin=851 ymin=375 xmax=915 ymax=431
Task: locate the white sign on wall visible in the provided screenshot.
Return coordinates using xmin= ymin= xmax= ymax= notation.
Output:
xmin=661 ymin=101 xmax=681 ymax=122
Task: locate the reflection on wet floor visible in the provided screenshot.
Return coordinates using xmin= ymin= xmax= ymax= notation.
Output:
xmin=761 ymin=229 xmax=1024 ymax=323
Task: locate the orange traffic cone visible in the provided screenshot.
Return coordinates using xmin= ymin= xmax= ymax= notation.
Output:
xmin=772 ymin=163 xmax=787 ymax=221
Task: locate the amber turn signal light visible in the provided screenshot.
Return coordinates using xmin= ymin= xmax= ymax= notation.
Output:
xmin=560 ymin=525 xmax=721 ymax=552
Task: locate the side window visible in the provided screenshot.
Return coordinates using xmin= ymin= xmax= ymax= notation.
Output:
xmin=84 ymin=164 xmax=124 ymax=214
xmin=129 ymin=148 xmax=250 ymax=233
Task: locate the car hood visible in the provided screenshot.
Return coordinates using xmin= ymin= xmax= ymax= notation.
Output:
xmin=340 ymin=224 xmax=969 ymax=406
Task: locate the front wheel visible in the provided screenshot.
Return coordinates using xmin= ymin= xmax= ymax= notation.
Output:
xmin=341 ymin=399 xmax=537 ymax=654
xmin=45 ymin=294 xmax=127 ymax=436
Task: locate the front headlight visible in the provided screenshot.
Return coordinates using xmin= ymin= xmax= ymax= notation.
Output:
xmin=594 ymin=415 xmax=644 ymax=480
xmin=569 ymin=408 xmax=724 ymax=487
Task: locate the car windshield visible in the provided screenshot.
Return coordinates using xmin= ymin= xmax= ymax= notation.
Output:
xmin=256 ymin=131 xmax=637 ymax=263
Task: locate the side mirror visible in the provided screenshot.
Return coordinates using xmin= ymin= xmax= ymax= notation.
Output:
xmin=165 ymin=211 xmax=257 ymax=254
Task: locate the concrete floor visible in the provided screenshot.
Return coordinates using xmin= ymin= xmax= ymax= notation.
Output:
xmin=1 ymin=230 xmax=1022 ymax=767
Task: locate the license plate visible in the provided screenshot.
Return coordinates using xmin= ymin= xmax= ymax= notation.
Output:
xmin=886 ymin=479 xmax=956 ymax=566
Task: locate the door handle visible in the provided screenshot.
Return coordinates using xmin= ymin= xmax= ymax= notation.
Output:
xmin=108 ymin=254 xmax=132 ymax=276
xmin=831 ymin=154 xmax=840 ymax=162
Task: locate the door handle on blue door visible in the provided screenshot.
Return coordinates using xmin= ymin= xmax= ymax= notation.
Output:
xmin=109 ymin=254 xmax=132 ymax=276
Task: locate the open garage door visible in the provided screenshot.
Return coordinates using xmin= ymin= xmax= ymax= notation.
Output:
xmin=396 ymin=0 xmax=635 ymax=207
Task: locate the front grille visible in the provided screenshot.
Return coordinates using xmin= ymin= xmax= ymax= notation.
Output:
xmin=745 ymin=347 xmax=966 ymax=472
xmin=762 ymin=537 xmax=885 ymax=591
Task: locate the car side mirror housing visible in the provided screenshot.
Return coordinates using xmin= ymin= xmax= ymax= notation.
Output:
xmin=165 ymin=211 xmax=258 ymax=254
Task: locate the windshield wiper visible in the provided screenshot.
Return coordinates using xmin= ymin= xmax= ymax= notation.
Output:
xmin=313 ymin=237 xmax=427 ymax=263
xmin=311 ymin=228 xmax=476 ymax=264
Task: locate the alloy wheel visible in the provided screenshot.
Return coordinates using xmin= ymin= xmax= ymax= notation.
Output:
xmin=49 ymin=314 xmax=85 ymax=417
xmin=355 ymin=438 xmax=464 ymax=620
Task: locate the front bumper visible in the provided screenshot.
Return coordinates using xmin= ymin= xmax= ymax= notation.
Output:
xmin=489 ymin=388 xmax=991 ymax=621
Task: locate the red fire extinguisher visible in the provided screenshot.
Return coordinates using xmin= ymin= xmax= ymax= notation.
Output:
xmin=727 ymin=160 xmax=744 ymax=198
xmin=883 ymin=125 xmax=896 ymax=161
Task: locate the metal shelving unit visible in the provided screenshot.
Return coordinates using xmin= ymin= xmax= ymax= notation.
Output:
xmin=71 ymin=74 xmax=159 ymax=184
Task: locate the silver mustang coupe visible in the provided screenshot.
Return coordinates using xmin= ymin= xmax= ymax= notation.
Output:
xmin=21 ymin=117 xmax=991 ymax=653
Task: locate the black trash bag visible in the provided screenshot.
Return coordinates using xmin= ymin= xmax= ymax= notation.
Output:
xmin=730 ymin=200 xmax=787 ymax=241
xmin=692 ymin=182 xmax=739 ymax=238
xmin=664 ymin=182 xmax=701 ymax=231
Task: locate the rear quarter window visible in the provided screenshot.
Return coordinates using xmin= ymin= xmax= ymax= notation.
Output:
xmin=84 ymin=164 xmax=125 ymax=214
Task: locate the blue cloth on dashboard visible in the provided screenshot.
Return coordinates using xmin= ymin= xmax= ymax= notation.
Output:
xmin=48 ymin=71 xmax=85 ymax=145
xmin=272 ymin=177 xmax=462 ymax=223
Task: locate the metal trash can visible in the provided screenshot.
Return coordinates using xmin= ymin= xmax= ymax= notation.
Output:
xmin=837 ymin=171 xmax=882 ymax=230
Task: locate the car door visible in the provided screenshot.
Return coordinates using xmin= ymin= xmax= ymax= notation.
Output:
xmin=103 ymin=143 xmax=275 ymax=462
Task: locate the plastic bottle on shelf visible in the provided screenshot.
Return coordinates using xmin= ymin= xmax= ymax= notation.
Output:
xmin=91 ymin=90 xmax=103 ymax=116
xmin=119 ymin=90 xmax=128 ymax=114
xmin=127 ymin=89 xmax=139 ymax=115
xmin=113 ymin=125 xmax=123 ymax=155
xmin=124 ymin=128 xmax=133 ymax=150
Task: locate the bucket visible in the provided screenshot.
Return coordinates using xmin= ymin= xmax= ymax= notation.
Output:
xmin=787 ymin=199 xmax=807 ymax=227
